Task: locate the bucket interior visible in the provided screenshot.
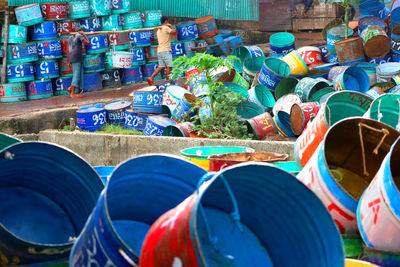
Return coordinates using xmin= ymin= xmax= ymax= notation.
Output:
xmin=324 ymin=118 xmax=399 ymax=200
xmin=255 ymin=85 xmax=275 ymax=108
xmin=342 ymin=67 xmax=370 ymax=93
xmin=266 ymin=58 xmax=291 ymax=76
xmin=370 ymin=94 xmax=400 ymax=129
xmin=193 ymin=164 xmax=343 ymax=266
xmin=106 ymin=155 xmax=207 ymax=256
xmin=0 ymin=142 xmax=103 ymax=246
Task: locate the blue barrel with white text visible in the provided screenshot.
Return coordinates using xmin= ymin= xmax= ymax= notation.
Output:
xmin=176 ymin=21 xmax=198 ymax=41
xmin=121 ymin=66 xmax=143 ymax=85
xmin=31 ymin=21 xmax=57 ymax=40
xmin=102 ymin=69 xmax=121 ymax=88
xmin=111 ymin=0 xmax=130 ymax=14
xmin=76 ymin=107 xmax=106 ymax=132
xmin=104 ymin=100 xmax=131 ymax=126
xmin=7 ymin=63 xmax=35 ymax=83
xmin=79 ymin=17 xmax=102 ymax=33
xmin=53 ymin=76 xmax=73 ymax=95
xmin=132 ymin=90 xmax=163 ymax=108
xmin=34 ymin=60 xmax=59 ymax=79
xmin=86 ymin=34 xmax=108 ymax=54
xmin=36 ymin=39 xmax=62 ymax=60
xmin=142 ymin=63 xmax=161 ymax=81
xmin=7 ymin=43 xmax=38 ymax=63
xmin=127 ymin=47 xmax=145 ymax=66
xmin=26 ymin=79 xmax=53 ymax=100
xmin=172 ymin=42 xmax=185 ymax=59
xmin=258 ymin=58 xmax=291 ymax=91
xmin=125 ymin=109 xmax=150 ymax=132
xmin=129 ymin=30 xmax=152 ymax=47
xmin=83 ymin=72 xmax=102 ymax=92
xmin=144 ymin=115 xmax=176 ymax=136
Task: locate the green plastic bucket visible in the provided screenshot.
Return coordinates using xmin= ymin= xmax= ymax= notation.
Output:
xmin=142 ymin=10 xmax=162 ymax=28
xmin=0 ymin=133 xmax=21 ymax=150
xmin=123 ymin=11 xmax=143 ymax=30
xmin=102 ymin=15 xmax=122 ymax=31
xmin=274 ymin=77 xmax=298 ymax=100
xmin=309 ymin=87 xmax=336 ymax=103
xmin=104 ymin=52 xmax=116 ymax=70
xmin=237 ymin=101 xmax=265 ymax=119
xmin=180 ymin=146 xmax=255 ymax=171
xmin=89 ymin=0 xmax=111 ymax=16
xmin=342 ymin=234 xmax=364 ymax=258
xmin=368 ymin=94 xmax=400 ymax=130
xmin=221 ymin=82 xmax=249 ymax=99
xmin=232 ymin=46 xmax=264 ymax=73
xmin=248 ymin=84 xmax=276 ymax=110
xmin=68 ymin=0 xmax=91 ymax=19
xmin=269 ymin=32 xmax=295 ymax=56
xmin=243 ymin=56 xmax=266 ymax=83
xmin=294 ymin=77 xmax=330 ymax=102
xmin=1 ymin=25 xmax=27 ymax=44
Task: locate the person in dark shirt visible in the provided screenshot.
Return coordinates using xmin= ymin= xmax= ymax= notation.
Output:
xmin=290 ymin=0 xmax=315 ymax=17
xmin=67 ymin=25 xmax=90 ymax=98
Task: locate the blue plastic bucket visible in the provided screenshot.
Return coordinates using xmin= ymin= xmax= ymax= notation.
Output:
xmin=34 ymin=60 xmax=59 ymax=80
xmin=53 ymin=76 xmax=73 ymax=96
xmin=176 ymin=21 xmax=198 ymax=41
xmin=27 ymin=79 xmax=53 ymax=100
xmin=127 ymin=47 xmax=145 ymax=66
xmin=0 ymin=142 xmax=103 ymax=265
xmin=111 ymin=0 xmax=130 ymax=14
xmin=132 ymin=91 xmax=163 ymax=111
xmin=273 ymin=111 xmax=296 ymax=137
xmin=79 ymin=17 xmax=102 ymax=33
xmin=70 ymin=155 xmax=206 ymax=265
xmin=269 ymin=32 xmax=295 ymax=56
xmin=102 ymin=14 xmax=123 ymax=31
xmin=89 ymin=0 xmax=111 ymax=16
xmin=258 ymin=58 xmax=291 ymax=91
xmin=7 ymin=43 xmax=38 ymax=63
xmin=141 ymin=163 xmax=344 ymax=267
xmin=31 ymin=21 xmax=57 ymax=41
xmin=86 ymin=34 xmax=108 ymax=54
xmin=76 ymin=106 xmax=106 ymax=131
xmin=14 ymin=3 xmax=43 ymax=26
xmin=171 ymin=42 xmax=185 ymax=59
xmin=0 ymin=82 xmax=27 ymax=102
xmin=172 ymin=93 xmax=199 ymax=121
xmin=104 ymin=100 xmax=131 ymax=126
xmin=358 ymin=16 xmax=386 ymax=36
xmin=68 ymin=0 xmax=90 ymax=19
xmin=391 ymin=7 xmax=400 ymax=31
xmin=129 ymin=30 xmax=152 ymax=47
xmin=327 ymin=25 xmax=354 ymax=55
xmin=102 ymin=69 xmax=121 ymax=88
xmin=144 ymin=115 xmax=177 ymax=136
xmin=333 ymin=67 xmax=370 ymax=92
xmin=83 ymin=72 xmax=102 ymax=92
xmin=36 ymin=39 xmax=62 ymax=60
xmin=142 ymin=10 xmax=162 ymax=28
xmin=123 ymin=11 xmax=143 ymax=30
xmin=121 ymin=66 xmax=143 ymax=85
xmin=93 ymin=166 xmax=115 ymax=185
xmin=7 ymin=63 xmax=35 ymax=83
xmin=1 ymin=24 xmax=27 ymax=44
xmin=125 ymin=109 xmax=150 ymax=132
xmin=83 ymin=54 xmax=105 ymax=73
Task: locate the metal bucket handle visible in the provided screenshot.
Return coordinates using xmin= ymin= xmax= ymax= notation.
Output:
xmin=196 ymin=172 xmax=243 ymax=265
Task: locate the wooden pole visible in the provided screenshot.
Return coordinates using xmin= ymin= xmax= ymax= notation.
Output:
xmin=70 ymin=26 xmax=161 ymax=36
xmin=1 ymin=11 xmax=9 ymax=84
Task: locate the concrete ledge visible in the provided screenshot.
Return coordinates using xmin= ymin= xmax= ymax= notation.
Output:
xmin=39 ymin=130 xmax=295 ymax=166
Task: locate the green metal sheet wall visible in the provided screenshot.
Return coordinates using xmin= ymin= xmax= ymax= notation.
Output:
xmin=8 ymin=0 xmax=259 ymax=21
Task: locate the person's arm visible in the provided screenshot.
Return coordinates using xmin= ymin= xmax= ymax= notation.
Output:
xmin=78 ymin=30 xmax=91 ymax=46
xmin=165 ymin=23 xmax=177 ymax=34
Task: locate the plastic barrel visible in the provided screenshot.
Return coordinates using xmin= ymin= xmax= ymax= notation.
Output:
xmin=162 ymin=85 xmax=190 ymax=114
xmin=86 ymin=34 xmax=108 ymax=55
xmin=171 ymin=42 xmax=185 ymax=59
xmin=68 ymin=0 xmax=90 ymax=19
xmin=391 ymin=7 xmax=400 ymax=32
xmin=333 ymin=67 xmax=370 ymax=93
xmin=162 ymin=122 xmax=194 ymax=137
xmin=132 ymin=91 xmax=163 ymax=114
xmin=53 ymin=76 xmax=73 ymax=95
xmin=36 ymin=39 xmax=62 ymax=60
xmin=89 ymin=0 xmax=111 ymax=16
xmin=216 ymin=68 xmax=249 ymax=89
xmin=27 ymin=79 xmax=53 ymax=100
xmin=172 ymin=93 xmax=201 ymax=121
xmin=0 ymin=82 xmax=27 ymax=102
xmin=195 ymin=15 xmax=218 ymax=39
xmin=274 ymin=77 xmax=298 ymax=100
xmin=295 ymin=91 xmax=373 ymax=167
xmin=282 ymin=50 xmax=310 ymax=75
xmin=272 ymin=111 xmax=296 ymax=137
xmin=93 ymin=166 xmax=115 ymax=185
xmin=290 ymin=102 xmax=320 ymax=136
xmin=144 ymin=115 xmax=176 ymax=136
xmin=142 ymin=10 xmax=162 ymax=28
xmin=83 ymin=54 xmax=105 ymax=73
xmin=111 ymin=0 xmax=130 ymax=14
xmin=0 ymin=142 xmax=103 ymax=265
xmin=102 ymin=14 xmax=123 ymax=31
xmin=298 ymin=118 xmax=399 ymax=235
xmin=56 ymin=20 xmax=78 ymax=36
xmin=1 ymin=25 xmax=27 ymax=44
xmin=41 ymin=3 xmax=68 ymax=20
xmin=34 ymin=60 xmax=59 ymax=80
xmin=79 ymin=17 xmax=102 ymax=33
xmin=6 ymin=63 xmax=35 ymax=83
xmin=141 ymin=163 xmax=344 ymax=267
xmin=269 ymin=32 xmax=295 ymax=56
xmin=102 ymin=69 xmax=121 ymax=88
xmin=83 ymin=72 xmax=102 ymax=92
xmin=246 ymin=112 xmax=277 ymax=140
xmin=356 ymin=62 xmax=377 ymax=85
xmin=258 ymin=58 xmax=291 ymax=91
xmin=7 ymin=43 xmax=38 ymax=63
xmin=243 ymin=56 xmax=266 ymax=84
xmin=376 ymin=62 xmax=400 ymax=82
xmin=108 ymin=32 xmax=129 ymax=51
xmin=367 ymin=94 xmax=400 ymax=129
xmin=123 ymin=11 xmax=143 ymax=30
xmin=121 ymin=66 xmax=143 ymax=85
xmin=31 ymin=21 xmax=57 ymax=41
xmin=297 ymin=46 xmax=323 ymax=66
xmin=14 ymin=3 xmax=43 ymax=26
xmin=232 ymin=45 xmax=264 ymax=73
xmin=76 ymin=106 xmax=106 ymax=131
xmin=104 ymin=100 xmax=131 ymax=126
xmin=129 ymin=30 xmax=152 ymax=47
xmin=128 ymin=47 xmax=145 ymax=66
xmin=124 ymin=109 xmax=151 ymax=132
xmin=176 ymin=21 xmax=198 ymax=41
xmin=248 ymin=84 xmax=275 ymax=111
xmin=295 ymin=77 xmax=330 ymax=101
xmin=361 ymin=26 xmax=390 ymax=59
xmin=327 ymin=25 xmax=354 ymax=55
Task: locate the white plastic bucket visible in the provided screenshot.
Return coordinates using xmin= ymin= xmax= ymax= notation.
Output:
xmin=112 ymin=51 xmax=133 ymax=68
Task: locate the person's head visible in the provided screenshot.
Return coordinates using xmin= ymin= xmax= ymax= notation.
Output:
xmin=161 ymin=16 xmax=169 ymax=25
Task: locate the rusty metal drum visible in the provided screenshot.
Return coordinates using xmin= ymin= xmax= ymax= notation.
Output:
xmin=290 ymin=102 xmax=320 ymax=136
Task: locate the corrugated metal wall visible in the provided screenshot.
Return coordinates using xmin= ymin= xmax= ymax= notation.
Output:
xmin=7 ymin=0 xmax=259 ymax=21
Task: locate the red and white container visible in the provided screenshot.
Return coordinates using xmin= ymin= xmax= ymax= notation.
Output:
xmin=41 ymin=3 xmax=68 ymax=20
xmin=57 ymin=20 xmax=78 ymax=36
xmin=297 ymin=46 xmax=323 ymax=66
xmin=111 ymin=51 xmax=133 ymax=68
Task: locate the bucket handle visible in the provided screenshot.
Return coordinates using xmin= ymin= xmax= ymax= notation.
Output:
xmin=358 ymin=122 xmax=390 ymax=176
xmin=377 ymin=99 xmax=383 ymax=122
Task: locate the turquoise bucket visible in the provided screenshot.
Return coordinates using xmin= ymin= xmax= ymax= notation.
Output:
xmin=1 ymin=25 xmax=27 ymax=44
xmin=102 ymin=14 xmax=123 ymax=31
xmin=89 ymin=0 xmax=111 ymax=16
xmin=237 ymin=101 xmax=265 ymax=119
xmin=14 ymin=3 xmax=43 ymax=26
xmin=142 ymin=10 xmax=162 ymax=28
xmin=123 ymin=11 xmax=143 ymax=30
xmin=68 ymin=0 xmax=91 ymax=19
xmin=243 ymin=56 xmax=267 ymax=83
xmin=248 ymin=84 xmax=276 ymax=110
xmin=232 ymin=46 xmax=264 ymax=73
xmin=269 ymin=32 xmax=295 ymax=56
xmin=221 ymin=82 xmax=249 ymax=99
xmin=111 ymin=0 xmax=130 ymax=14
xmin=295 ymin=77 xmax=330 ymax=102
xmin=0 ymin=83 xmax=27 ymax=103
xmin=368 ymin=94 xmax=400 ymax=130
